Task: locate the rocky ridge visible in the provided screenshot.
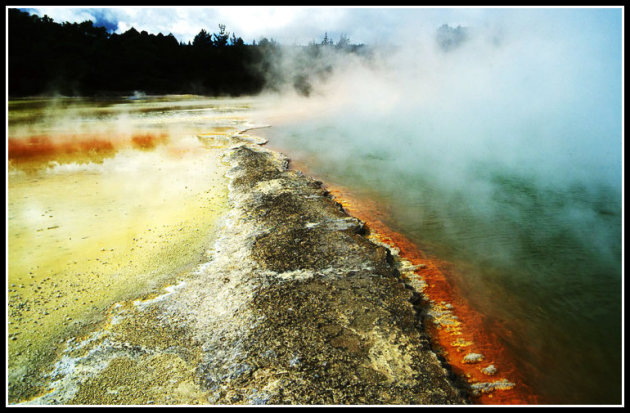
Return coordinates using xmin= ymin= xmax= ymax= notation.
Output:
xmin=22 ymin=136 xmax=468 ymax=405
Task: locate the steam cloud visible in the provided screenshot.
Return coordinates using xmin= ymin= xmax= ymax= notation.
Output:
xmin=251 ymin=7 xmax=622 ymax=281
xmin=251 ymin=10 xmax=622 ymax=402
xmin=258 ymin=8 xmax=621 ymax=194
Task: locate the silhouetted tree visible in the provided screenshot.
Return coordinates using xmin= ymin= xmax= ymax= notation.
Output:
xmin=321 ymin=32 xmax=333 ymax=46
xmin=8 ymin=9 xmax=368 ymax=97
xmin=193 ymin=29 xmax=212 ymax=48
xmin=231 ymin=33 xmax=244 ymax=47
xmin=436 ymin=24 xmax=469 ymax=52
xmin=213 ymin=24 xmax=229 ymax=47
xmin=336 ymin=34 xmax=350 ymax=50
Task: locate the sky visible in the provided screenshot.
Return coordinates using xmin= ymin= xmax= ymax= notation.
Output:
xmin=13 ymin=6 xmax=612 ymax=46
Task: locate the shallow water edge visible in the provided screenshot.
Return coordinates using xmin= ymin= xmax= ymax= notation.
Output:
xmin=12 ymin=133 xmax=488 ymax=405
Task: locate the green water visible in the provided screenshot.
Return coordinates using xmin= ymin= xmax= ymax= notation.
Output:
xmin=261 ymin=122 xmax=622 ymax=405
xmin=6 ymin=94 xmax=621 ymax=404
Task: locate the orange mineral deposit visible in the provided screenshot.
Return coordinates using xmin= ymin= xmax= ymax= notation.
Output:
xmin=287 ymin=158 xmax=538 ymax=405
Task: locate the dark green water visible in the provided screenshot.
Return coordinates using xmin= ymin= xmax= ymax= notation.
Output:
xmin=261 ymin=120 xmax=622 ymax=405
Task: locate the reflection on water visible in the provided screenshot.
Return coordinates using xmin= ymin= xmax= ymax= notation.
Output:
xmin=7 ymin=96 xmax=251 ymax=402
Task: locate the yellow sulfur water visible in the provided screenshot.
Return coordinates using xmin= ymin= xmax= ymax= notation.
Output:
xmin=7 ymin=96 xmax=247 ymax=402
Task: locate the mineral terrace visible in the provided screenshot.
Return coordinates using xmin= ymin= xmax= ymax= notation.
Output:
xmin=22 ymin=136 xmax=468 ymax=405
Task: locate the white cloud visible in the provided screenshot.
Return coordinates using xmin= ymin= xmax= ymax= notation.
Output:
xmin=15 ymin=6 xmax=623 ymax=50
xmin=23 ymin=6 xmax=95 ymax=24
xmin=18 ymin=6 xmax=467 ymax=45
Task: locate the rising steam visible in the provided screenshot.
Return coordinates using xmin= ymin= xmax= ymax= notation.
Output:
xmin=251 ymin=6 xmax=622 ymax=277
xmin=260 ymin=8 xmax=621 ymax=189
xmin=249 ymin=11 xmax=621 ymax=403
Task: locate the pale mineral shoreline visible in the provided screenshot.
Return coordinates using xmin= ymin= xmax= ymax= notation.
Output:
xmin=15 ymin=133 xmax=469 ymax=405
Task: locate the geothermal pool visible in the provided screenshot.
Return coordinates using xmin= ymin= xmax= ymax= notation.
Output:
xmin=7 ymin=95 xmax=622 ymax=405
xmin=257 ymin=116 xmax=622 ymax=405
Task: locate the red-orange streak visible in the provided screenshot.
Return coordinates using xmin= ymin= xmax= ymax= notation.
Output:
xmin=287 ymin=159 xmax=539 ymax=405
xmin=131 ymin=133 xmax=169 ymax=150
xmin=8 ymin=133 xmax=169 ymax=160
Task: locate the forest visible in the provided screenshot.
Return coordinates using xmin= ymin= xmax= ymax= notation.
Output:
xmin=8 ymin=8 xmax=367 ymax=97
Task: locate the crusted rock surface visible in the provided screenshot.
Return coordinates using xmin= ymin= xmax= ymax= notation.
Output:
xmin=188 ymin=143 xmax=467 ymax=404
xmin=22 ymin=139 xmax=468 ymax=405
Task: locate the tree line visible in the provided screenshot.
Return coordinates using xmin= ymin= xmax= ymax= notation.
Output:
xmin=8 ymin=9 xmax=367 ymax=97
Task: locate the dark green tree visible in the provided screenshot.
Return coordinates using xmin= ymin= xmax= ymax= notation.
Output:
xmin=213 ymin=24 xmax=229 ymax=47
xmin=8 ymin=9 xmax=367 ymax=98
xmin=193 ymin=29 xmax=212 ymax=47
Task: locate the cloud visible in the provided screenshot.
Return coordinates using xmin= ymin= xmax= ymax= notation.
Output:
xmin=15 ymin=6 xmax=521 ymax=45
xmin=88 ymin=8 xmax=119 ymax=32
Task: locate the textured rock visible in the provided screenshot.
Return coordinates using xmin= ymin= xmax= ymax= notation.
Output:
xmin=470 ymin=379 xmax=515 ymax=396
xmin=463 ymin=353 xmax=485 ymax=364
xmin=21 ymin=138 xmax=468 ymax=405
xmin=185 ymin=142 xmax=467 ymax=404
xmin=481 ymin=365 xmax=498 ymax=376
